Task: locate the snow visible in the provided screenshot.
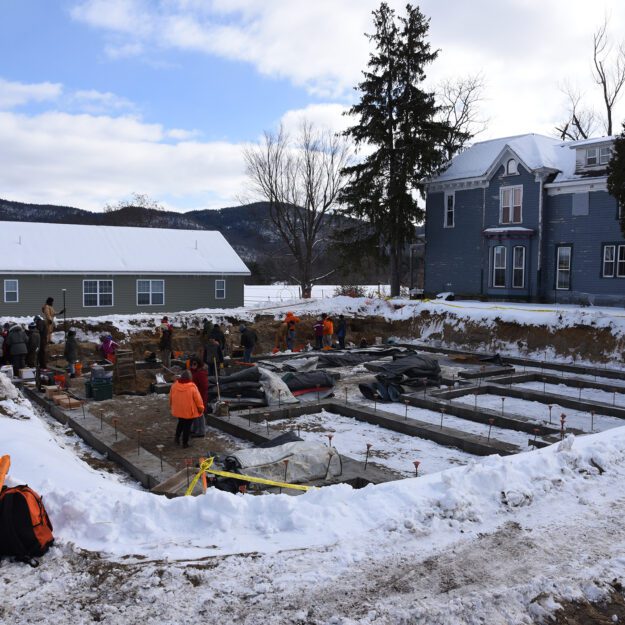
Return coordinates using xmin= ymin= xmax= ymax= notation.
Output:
xmin=5 ymin=368 xmax=625 ymax=621
xmin=0 ymin=221 xmax=250 ymax=274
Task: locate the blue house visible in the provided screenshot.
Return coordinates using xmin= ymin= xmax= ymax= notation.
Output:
xmin=424 ymin=134 xmax=625 ymax=306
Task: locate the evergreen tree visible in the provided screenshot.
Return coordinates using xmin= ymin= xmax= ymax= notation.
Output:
xmin=340 ymin=3 xmax=448 ymax=296
xmin=607 ymin=122 xmax=625 ymax=238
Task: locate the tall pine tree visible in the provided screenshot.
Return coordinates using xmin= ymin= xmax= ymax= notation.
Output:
xmin=607 ymin=122 xmax=625 ymax=238
xmin=340 ymin=3 xmax=448 ymax=296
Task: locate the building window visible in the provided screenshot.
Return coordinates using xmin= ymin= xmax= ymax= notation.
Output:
xmin=556 ymin=246 xmax=572 ymax=290
xmin=4 ymin=279 xmax=18 ymax=303
xmin=500 ymin=186 xmax=522 ymax=224
xmin=603 ymin=245 xmax=616 ymax=277
xmin=506 ymin=159 xmax=518 ymax=175
xmin=600 ymin=146 xmax=612 ymax=165
xmin=586 ymin=148 xmax=598 ymax=166
xmin=215 ymin=279 xmax=226 ymax=299
xmin=512 ymin=246 xmax=525 ymax=288
xmin=444 ymin=192 xmax=455 ymax=228
xmin=83 ymin=280 xmax=113 ymax=307
xmin=137 ymin=280 xmax=164 ymax=306
xmin=492 ymin=246 xmax=506 ymax=288
xmin=619 ymin=246 xmax=625 ymax=278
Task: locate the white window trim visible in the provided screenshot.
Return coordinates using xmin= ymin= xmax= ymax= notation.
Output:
xmin=492 ymin=245 xmax=506 ymax=288
xmin=136 ymin=279 xmax=165 ymax=306
xmin=512 ymin=246 xmax=525 ymax=289
xmin=215 ymin=279 xmax=226 ymax=300
xmin=3 ymin=279 xmax=18 ymax=303
xmin=556 ymin=247 xmax=572 ymax=291
xmin=586 ymin=148 xmax=598 ymax=166
xmin=443 ymin=191 xmax=455 ymax=228
xmin=499 ymin=185 xmax=523 ymax=224
xmin=618 ymin=245 xmax=625 ymax=278
xmin=599 ymin=146 xmax=612 ymax=165
xmin=82 ymin=279 xmax=114 ymax=307
xmin=603 ymin=245 xmax=616 ymax=278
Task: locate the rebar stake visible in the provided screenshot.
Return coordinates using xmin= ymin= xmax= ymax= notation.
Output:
xmin=440 ymin=408 xmax=445 ymax=430
xmin=413 ymin=460 xmax=420 ymax=476
xmin=404 ymin=400 xmax=409 ymax=420
xmin=364 ymin=443 xmax=372 ymax=471
xmin=533 ymin=427 xmax=540 ymax=446
xmin=112 ymin=418 xmax=118 ymax=441
xmin=560 ymin=414 xmax=566 ymax=440
xmin=591 ymin=410 xmax=595 ymax=432
xmin=548 ymin=404 xmax=553 ymax=424
xmin=500 ymin=397 xmax=505 ymax=417
xmin=487 ymin=418 xmax=495 ymax=441
xmin=327 ymin=433 xmax=334 ymax=448
xmin=156 ymin=444 xmax=164 ymax=472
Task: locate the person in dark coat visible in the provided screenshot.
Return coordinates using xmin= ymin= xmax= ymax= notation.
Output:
xmin=336 ymin=314 xmax=347 ymax=349
xmin=6 ymin=323 xmax=28 ymax=376
xmin=34 ymin=316 xmax=48 ymax=369
xmin=209 ymin=323 xmax=226 ymax=350
xmin=64 ymin=329 xmax=79 ymax=377
xmin=1 ymin=323 xmax=10 ymax=366
xmin=159 ymin=324 xmax=172 ymax=369
xmin=203 ymin=338 xmax=224 ymax=376
xmin=239 ymin=324 xmax=257 ymax=363
xmin=189 ymin=356 xmax=208 ymax=437
xmin=26 ymin=322 xmax=41 ymax=368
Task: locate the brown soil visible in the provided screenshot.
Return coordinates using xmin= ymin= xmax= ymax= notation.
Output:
xmin=551 ymin=587 xmax=625 ymax=624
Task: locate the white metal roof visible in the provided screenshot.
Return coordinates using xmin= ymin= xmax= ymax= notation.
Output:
xmin=429 ymin=133 xmax=617 ymax=188
xmin=0 ymin=221 xmax=250 ymax=275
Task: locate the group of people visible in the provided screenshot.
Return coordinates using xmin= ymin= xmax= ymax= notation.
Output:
xmin=0 ymin=296 xmax=66 ymax=375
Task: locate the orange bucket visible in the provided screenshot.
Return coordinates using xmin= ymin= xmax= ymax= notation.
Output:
xmin=74 ymin=362 xmax=83 ymax=377
xmin=54 ymin=374 xmax=66 ymax=388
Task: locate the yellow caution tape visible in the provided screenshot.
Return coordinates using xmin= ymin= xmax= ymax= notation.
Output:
xmin=185 ymin=457 xmax=312 ymax=496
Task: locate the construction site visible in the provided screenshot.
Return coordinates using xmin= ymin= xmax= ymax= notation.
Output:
xmin=13 ymin=301 xmax=625 ymax=500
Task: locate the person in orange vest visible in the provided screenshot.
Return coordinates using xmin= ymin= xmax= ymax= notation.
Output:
xmin=322 ymin=313 xmax=334 ymax=350
xmin=284 ymin=311 xmax=300 ymax=351
xmin=170 ymin=370 xmax=205 ymax=448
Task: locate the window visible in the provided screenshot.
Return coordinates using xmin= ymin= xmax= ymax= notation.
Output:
xmin=586 ymin=148 xmax=598 ymax=166
xmin=512 ymin=246 xmax=525 ymax=288
xmin=619 ymin=246 xmax=625 ymax=278
xmin=137 ymin=280 xmax=164 ymax=306
xmin=506 ymin=159 xmax=518 ymax=175
xmin=83 ymin=280 xmax=113 ymax=307
xmin=603 ymin=245 xmax=616 ymax=277
xmin=600 ymin=146 xmax=612 ymax=165
xmin=444 ymin=192 xmax=455 ymax=228
xmin=215 ymin=279 xmax=226 ymax=299
xmin=3 ymin=279 xmax=18 ymax=303
xmin=556 ymin=247 xmax=572 ymax=290
xmin=492 ymin=246 xmax=506 ymax=288
xmin=500 ymin=186 xmax=522 ymax=224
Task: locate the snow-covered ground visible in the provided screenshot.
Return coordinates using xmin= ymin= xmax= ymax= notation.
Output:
xmin=4 ymin=370 xmax=625 ymax=623
xmin=517 ymin=379 xmax=625 ymax=407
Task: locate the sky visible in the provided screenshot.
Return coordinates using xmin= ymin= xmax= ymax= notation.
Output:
xmin=1 ymin=0 xmax=625 ymax=212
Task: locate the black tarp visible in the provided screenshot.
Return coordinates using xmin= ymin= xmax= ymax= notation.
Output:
xmin=363 ymin=353 xmax=441 ymax=384
xmin=281 ymin=371 xmax=337 ymax=392
xmin=316 ymin=348 xmax=402 ymax=368
xmin=208 ymin=366 xmax=261 ymax=385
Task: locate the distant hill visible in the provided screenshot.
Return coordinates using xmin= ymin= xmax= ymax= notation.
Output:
xmin=0 ymin=198 xmax=389 ymax=284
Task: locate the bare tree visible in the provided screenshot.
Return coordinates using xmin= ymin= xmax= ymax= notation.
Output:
xmin=104 ymin=192 xmax=164 ymax=213
xmin=592 ymin=18 xmax=625 ymax=135
xmin=244 ymin=122 xmax=351 ymax=298
xmin=438 ymin=74 xmax=488 ymax=160
xmin=555 ymin=83 xmax=598 ymax=140
xmin=556 ymin=18 xmax=625 ymax=138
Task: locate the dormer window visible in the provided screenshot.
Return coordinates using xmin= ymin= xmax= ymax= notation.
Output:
xmin=586 ymin=146 xmax=612 ymax=166
xmin=506 ymin=159 xmax=518 ymax=175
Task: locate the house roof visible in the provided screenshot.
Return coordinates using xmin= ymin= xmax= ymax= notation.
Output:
xmin=0 ymin=221 xmax=250 ymax=275
xmin=428 ymin=133 xmax=615 ymax=187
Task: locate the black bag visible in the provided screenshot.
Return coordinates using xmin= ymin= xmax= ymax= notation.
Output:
xmin=0 ymin=485 xmax=54 ymax=565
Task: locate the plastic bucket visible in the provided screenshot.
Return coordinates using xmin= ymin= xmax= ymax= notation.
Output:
xmin=74 ymin=362 xmax=83 ymax=377
xmin=54 ymin=374 xmax=66 ymax=389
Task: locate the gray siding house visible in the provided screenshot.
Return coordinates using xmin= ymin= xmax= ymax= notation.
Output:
xmin=424 ymin=134 xmax=625 ymax=306
xmin=0 ymin=222 xmax=249 ymax=317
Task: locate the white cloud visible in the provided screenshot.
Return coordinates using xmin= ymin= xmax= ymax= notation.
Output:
xmin=0 ymin=110 xmax=246 ymax=211
xmin=278 ymin=103 xmax=352 ymax=136
xmin=70 ymin=89 xmax=136 ymax=114
xmin=70 ymin=0 xmax=625 ymax=135
xmin=0 ymin=78 xmax=62 ymax=110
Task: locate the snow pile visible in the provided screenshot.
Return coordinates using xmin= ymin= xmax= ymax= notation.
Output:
xmin=1 ymin=374 xmax=623 ymax=564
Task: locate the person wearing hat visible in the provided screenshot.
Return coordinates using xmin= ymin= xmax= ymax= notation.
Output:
xmin=6 ymin=323 xmax=28 ymax=376
xmin=42 ymin=297 xmax=65 ymax=344
xmin=239 ymin=324 xmax=257 ymax=363
xmin=26 ymin=322 xmax=41 ymax=368
xmin=64 ymin=329 xmax=79 ymax=377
